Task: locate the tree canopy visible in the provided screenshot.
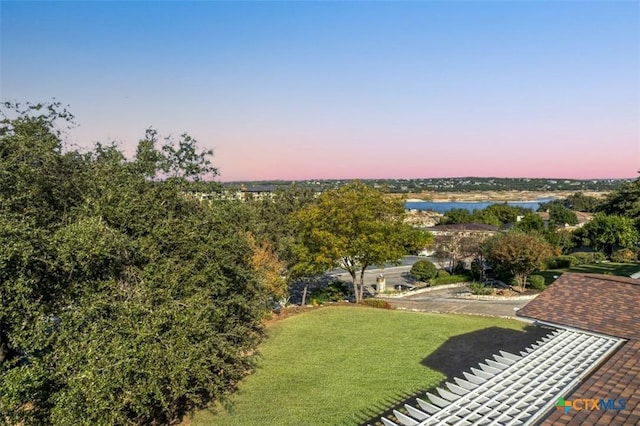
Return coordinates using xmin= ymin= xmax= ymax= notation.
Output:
xmin=0 ymin=102 xmax=267 ymax=424
xmin=483 ymin=232 xmax=553 ymax=291
xmin=441 ymin=204 xmax=531 ymax=226
xmin=574 ymin=213 xmax=639 ymax=256
xmin=598 ymin=178 xmax=640 ymax=231
xmin=290 ymin=182 xmax=432 ymax=302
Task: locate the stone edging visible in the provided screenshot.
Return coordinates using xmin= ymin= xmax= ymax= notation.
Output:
xmin=378 ymin=282 xmax=539 ymax=301
xmin=377 ymin=282 xmax=469 ymax=298
xmin=454 ymin=293 xmax=539 ymax=301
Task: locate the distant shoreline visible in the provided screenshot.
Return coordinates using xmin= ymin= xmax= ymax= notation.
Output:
xmin=399 ymin=190 xmax=608 ymax=203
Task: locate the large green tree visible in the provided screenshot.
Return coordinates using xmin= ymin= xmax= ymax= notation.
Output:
xmin=440 ymin=208 xmax=472 ymax=225
xmin=434 ymin=231 xmax=488 ymax=274
xmin=548 ymin=204 xmax=578 ymax=227
xmin=247 ymin=185 xmax=317 ymax=267
xmin=598 ymin=178 xmax=640 ymax=231
xmin=484 ymin=232 xmax=553 ymax=291
xmin=565 ymin=192 xmax=602 ymax=212
xmin=514 ymin=213 xmax=546 ymax=234
xmin=0 ymin=102 xmax=266 ymax=425
xmin=291 ymin=182 xmax=432 ymax=302
xmin=574 ymin=213 xmax=638 ymax=256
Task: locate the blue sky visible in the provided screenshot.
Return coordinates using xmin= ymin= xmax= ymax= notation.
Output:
xmin=1 ymin=1 xmax=638 ymax=181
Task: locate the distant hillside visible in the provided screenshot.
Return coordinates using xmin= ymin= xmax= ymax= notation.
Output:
xmin=221 ymin=177 xmax=630 ymax=194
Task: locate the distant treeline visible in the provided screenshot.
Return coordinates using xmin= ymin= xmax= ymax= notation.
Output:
xmin=222 ymin=177 xmax=631 ymax=194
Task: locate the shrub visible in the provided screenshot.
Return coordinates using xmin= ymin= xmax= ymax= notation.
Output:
xmin=571 ymin=251 xmax=607 ymax=265
xmin=546 ymin=255 xmax=577 ymax=269
xmin=309 ymin=281 xmax=351 ymax=304
xmin=410 ymin=260 xmax=438 ymax=282
xmin=437 ymin=269 xmax=450 ymax=277
xmin=469 ymin=283 xmax=493 ymax=295
xmin=611 ymin=248 xmax=636 ymax=263
xmin=359 ymin=299 xmax=392 ymax=309
xmin=528 ymin=275 xmax=546 ymax=291
xmin=571 ymin=252 xmax=593 ymax=265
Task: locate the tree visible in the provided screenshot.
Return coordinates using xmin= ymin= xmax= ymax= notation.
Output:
xmin=435 ymin=231 xmax=488 ymax=274
xmin=598 ymin=178 xmax=640 ymax=231
xmin=247 ymin=234 xmax=288 ymax=306
xmin=565 ymin=192 xmax=602 ymax=212
xmin=470 ymin=209 xmax=501 ymax=226
xmin=548 ymin=204 xmax=578 ymax=227
xmin=440 ymin=208 xmax=472 ymax=224
xmin=514 ymin=213 xmax=546 ymax=233
xmin=290 ymin=182 xmax=430 ymax=302
xmin=544 ymin=228 xmax=576 ymax=254
xmin=484 ymin=203 xmax=532 ymax=225
xmin=573 ymin=213 xmax=639 ymax=256
xmin=247 ymin=185 xmax=317 ymax=267
xmin=0 ymin=102 xmax=265 ymax=425
xmin=484 ymin=232 xmax=553 ymax=291
xmin=161 ymin=132 xmax=217 ymax=181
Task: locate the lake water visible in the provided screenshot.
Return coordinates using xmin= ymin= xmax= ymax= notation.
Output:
xmin=405 ymin=198 xmax=555 ymax=213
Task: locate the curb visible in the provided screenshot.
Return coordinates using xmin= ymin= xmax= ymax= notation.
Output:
xmin=376 ymin=282 xmax=469 ymax=298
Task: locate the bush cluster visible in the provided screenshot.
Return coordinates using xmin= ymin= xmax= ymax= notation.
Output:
xmin=359 ymin=299 xmax=392 ymax=309
xmin=410 ymin=260 xmax=438 ymax=282
xmin=309 ymin=281 xmax=351 ymax=304
xmin=571 ymin=252 xmax=606 ymax=265
xmin=528 ymin=275 xmax=546 ymax=291
xmin=545 ymin=255 xmax=578 ymax=269
xmin=469 ymin=283 xmax=493 ymax=295
xmin=611 ymin=248 xmax=637 ymax=263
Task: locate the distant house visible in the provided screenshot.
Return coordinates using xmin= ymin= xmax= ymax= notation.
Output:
xmin=516 ymin=273 xmax=640 ymax=425
xmin=536 ymin=211 xmax=594 ymax=229
xmin=241 ymin=184 xmax=278 ymax=200
xmin=424 ymin=223 xmax=499 ymax=236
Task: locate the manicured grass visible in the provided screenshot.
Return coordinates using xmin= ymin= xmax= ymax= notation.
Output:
xmin=188 ymin=306 xmax=538 ymax=426
xmin=538 ymin=262 xmax=640 ymax=285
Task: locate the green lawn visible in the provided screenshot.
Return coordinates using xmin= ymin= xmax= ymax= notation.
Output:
xmin=538 ymin=262 xmax=640 ymax=285
xmin=188 ymin=306 xmax=542 ymax=426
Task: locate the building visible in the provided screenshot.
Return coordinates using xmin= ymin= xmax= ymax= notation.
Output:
xmin=374 ymin=273 xmax=639 ymax=425
xmin=516 ymin=273 xmax=639 ymax=425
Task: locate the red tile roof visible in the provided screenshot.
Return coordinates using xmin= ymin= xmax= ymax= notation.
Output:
xmin=517 ymin=273 xmax=640 ymax=425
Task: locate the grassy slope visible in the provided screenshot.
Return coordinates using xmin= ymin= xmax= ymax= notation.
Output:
xmin=189 ymin=306 xmax=535 ymax=426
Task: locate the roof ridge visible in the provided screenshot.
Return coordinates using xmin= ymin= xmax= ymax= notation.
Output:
xmin=563 ymin=272 xmax=640 ymax=286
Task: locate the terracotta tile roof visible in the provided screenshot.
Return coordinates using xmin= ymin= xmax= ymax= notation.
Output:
xmin=517 ymin=273 xmax=640 ymax=425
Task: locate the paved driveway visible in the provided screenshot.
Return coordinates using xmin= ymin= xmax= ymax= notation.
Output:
xmin=377 ymin=287 xmax=534 ymax=318
xmin=312 ymin=260 xmax=534 ymax=318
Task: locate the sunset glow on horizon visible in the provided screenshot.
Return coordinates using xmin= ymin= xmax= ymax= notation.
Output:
xmin=2 ymin=2 xmax=638 ymax=181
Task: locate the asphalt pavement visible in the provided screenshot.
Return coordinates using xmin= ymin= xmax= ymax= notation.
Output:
xmin=323 ymin=256 xmax=533 ymax=319
xmin=379 ymin=287 xmax=534 ymax=318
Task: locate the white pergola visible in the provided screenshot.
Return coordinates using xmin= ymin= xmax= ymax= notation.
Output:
xmin=376 ymin=326 xmax=623 ymax=426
